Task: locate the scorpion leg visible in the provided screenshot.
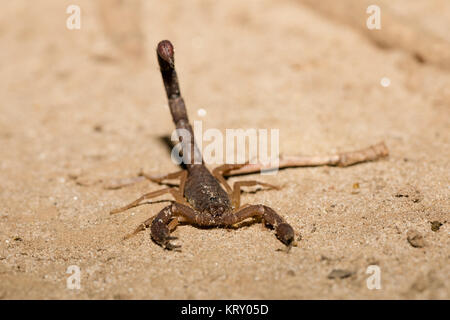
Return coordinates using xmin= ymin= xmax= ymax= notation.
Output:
xmin=103 ymin=176 xmax=146 ymax=190
xmin=224 ymin=204 xmax=295 ymax=246
xmin=123 ymin=215 xmax=156 ymax=240
xmin=123 ymin=215 xmax=179 ymax=240
xmin=140 ymin=170 xmax=187 ymax=192
xmin=110 ymin=187 xmax=185 ymax=214
xmin=231 ymin=180 xmax=280 ymax=209
xmin=212 ymin=163 xmax=249 ymax=193
xmin=104 ymin=170 xmax=187 ymax=190
xmin=151 ymin=203 xmax=198 ymax=250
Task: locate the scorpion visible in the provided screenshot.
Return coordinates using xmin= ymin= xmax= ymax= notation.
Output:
xmin=110 ymin=40 xmax=389 ymax=251
xmin=110 ymin=40 xmax=295 ymax=250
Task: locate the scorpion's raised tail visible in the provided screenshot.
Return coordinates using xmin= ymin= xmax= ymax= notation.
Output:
xmin=157 ymin=40 xmax=202 ymax=166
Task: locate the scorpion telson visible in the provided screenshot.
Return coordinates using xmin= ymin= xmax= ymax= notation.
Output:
xmin=110 ymin=40 xmax=296 ymax=250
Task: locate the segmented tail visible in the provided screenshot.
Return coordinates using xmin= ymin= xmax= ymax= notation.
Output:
xmin=157 ymin=40 xmax=202 ymax=166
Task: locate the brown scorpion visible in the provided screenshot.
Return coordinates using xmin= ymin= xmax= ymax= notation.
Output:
xmin=110 ymin=40 xmax=389 ymax=251
xmin=110 ymin=40 xmax=295 ymax=250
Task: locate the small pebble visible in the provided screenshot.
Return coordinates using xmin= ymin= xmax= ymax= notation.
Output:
xmin=430 ymin=221 xmax=442 ymax=232
xmin=328 ymin=269 xmax=354 ymax=279
xmin=407 ymin=229 xmax=425 ymax=248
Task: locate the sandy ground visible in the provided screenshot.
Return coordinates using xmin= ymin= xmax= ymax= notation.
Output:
xmin=0 ymin=0 xmax=449 ymax=299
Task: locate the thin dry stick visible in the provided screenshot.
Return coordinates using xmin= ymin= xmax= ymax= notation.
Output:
xmin=106 ymin=142 xmax=389 ymax=188
xmin=224 ymin=141 xmax=388 ymax=176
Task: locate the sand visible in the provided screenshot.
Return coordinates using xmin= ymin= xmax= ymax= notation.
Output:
xmin=0 ymin=0 xmax=448 ymax=299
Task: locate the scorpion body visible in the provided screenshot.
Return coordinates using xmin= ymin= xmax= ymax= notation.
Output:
xmin=111 ymin=40 xmax=296 ymax=250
